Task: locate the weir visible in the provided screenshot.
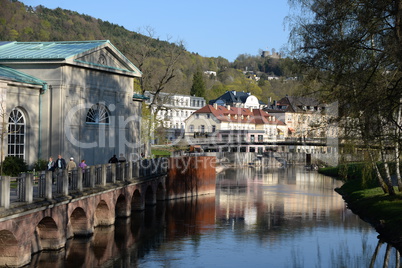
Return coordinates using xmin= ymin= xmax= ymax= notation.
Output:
xmin=0 ymin=156 xmax=216 ymax=268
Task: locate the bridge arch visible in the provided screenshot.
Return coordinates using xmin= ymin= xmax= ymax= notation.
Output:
xmin=95 ymin=200 xmax=114 ymax=226
xmin=70 ymin=207 xmax=92 ymax=236
xmin=115 ymin=194 xmax=129 ymax=218
xmin=0 ymin=229 xmax=21 ymax=266
xmin=131 ymin=189 xmax=144 ymax=211
xmin=156 ymin=182 xmax=165 ymax=201
xmin=35 ymin=216 xmax=64 ymax=250
xmin=145 ymin=185 xmax=155 ymax=206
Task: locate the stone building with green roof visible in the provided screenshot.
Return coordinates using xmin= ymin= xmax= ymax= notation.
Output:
xmin=0 ymin=40 xmax=144 ymax=166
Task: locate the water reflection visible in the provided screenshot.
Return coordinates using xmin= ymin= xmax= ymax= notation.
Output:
xmin=29 ymin=167 xmax=401 ymax=267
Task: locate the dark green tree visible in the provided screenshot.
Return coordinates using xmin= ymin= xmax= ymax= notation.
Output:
xmin=190 ymin=69 xmax=206 ymax=98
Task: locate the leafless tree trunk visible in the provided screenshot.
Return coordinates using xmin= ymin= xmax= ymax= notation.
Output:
xmin=368 ymin=149 xmax=388 ymax=194
xmin=394 ymin=98 xmax=402 ymax=191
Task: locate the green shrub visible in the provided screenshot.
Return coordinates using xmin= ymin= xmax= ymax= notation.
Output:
xmin=319 ymin=162 xmax=379 ymax=189
xmin=32 ymin=159 xmax=48 ymax=171
xmin=1 ymin=156 xmax=28 ymax=176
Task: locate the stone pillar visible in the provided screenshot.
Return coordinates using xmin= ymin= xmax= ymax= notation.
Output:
xmin=25 ymin=173 xmax=33 ymax=203
xmin=133 ymin=160 xmax=139 ymax=178
xmin=90 ymin=166 xmax=96 ymax=188
xmin=62 ymin=169 xmax=69 ymax=196
xmin=121 ymin=163 xmax=125 ymax=181
xmin=101 ymin=164 xmax=107 ymax=186
xmin=111 ymin=164 xmax=116 ymax=183
xmin=127 ymin=162 xmax=133 ymax=181
xmin=45 ymin=171 xmax=53 ymax=200
xmin=77 ymin=169 xmax=83 ymax=192
xmin=0 ymin=176 xmax=10 ymax=209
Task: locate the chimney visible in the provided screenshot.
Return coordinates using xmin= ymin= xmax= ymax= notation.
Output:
xmin=213 ymin=103 xmax=218 ymax=109
xmin=250 ymin=107 xmax=253 ymax=112
xmin=226 ymin=105 xmax=231 ymax=110
xmin=268 ymin=97 xmax=272 ymax=106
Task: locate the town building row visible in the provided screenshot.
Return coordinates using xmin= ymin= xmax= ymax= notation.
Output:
xmin=146 ymin=89 xmax=337 ymax=154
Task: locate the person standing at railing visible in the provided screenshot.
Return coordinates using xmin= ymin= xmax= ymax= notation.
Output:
xmin=78 ymin=159 xmax=87 ymax=173
xmin=47 ymin=157 xmax=56 ymax=184
xmin=55 ymin=154 xmax=66 ymax=182
xmin=108 ymin=154 xmax=118 ymax=163
xmin=78 ymin=159 xmax=87 ymax=185
xmin=118 ymin=154 xmax=126 ymax=163
xmin=66 ymin=157 xmax=76 ymax=184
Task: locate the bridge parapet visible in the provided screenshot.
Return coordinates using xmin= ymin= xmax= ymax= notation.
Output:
xmin=0 ymin=158 xmax=168 ymax=211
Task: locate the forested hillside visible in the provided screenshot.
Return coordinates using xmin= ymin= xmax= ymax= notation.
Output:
xmin=0 ymin=0 xmax=301 ymax=102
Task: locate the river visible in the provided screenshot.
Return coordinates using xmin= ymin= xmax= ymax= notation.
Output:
xmin=30 ymin=166 xmax=399 ymax=268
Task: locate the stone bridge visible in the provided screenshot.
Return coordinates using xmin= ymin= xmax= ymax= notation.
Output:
xmin=0 ymin=156 xmax=216 ymax=267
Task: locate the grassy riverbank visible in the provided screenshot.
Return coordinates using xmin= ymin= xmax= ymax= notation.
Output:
xmin=320 ymin=164 xmax=402 ymax=243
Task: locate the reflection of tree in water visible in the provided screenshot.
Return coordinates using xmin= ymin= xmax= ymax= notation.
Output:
xmin=369 ymin=239 xmax=401 ymax=268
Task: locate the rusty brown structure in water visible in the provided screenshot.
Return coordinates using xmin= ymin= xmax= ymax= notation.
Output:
xmin=167 ymin=156 xmax=217 ymax=199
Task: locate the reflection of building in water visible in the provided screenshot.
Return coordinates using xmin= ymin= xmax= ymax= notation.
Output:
xmin=215 ymin=167 xmax=346 ymax=230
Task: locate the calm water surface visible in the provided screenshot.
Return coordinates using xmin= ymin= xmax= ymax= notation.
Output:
xmin=32 ymin=167 xmax=399 ymax=268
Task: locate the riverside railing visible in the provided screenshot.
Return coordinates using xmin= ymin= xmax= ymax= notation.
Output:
xmin=0 ymin=158 xmax=168 ymax=209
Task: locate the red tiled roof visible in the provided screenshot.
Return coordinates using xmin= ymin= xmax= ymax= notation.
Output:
xmin=194 ymin=105 xmax=285 ymax=125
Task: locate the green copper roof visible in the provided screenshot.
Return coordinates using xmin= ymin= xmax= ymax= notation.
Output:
xmin=0 ymin=40 xmax=108 ymax=60
xmin=133 ymin=93 xmax=149 ymax=100
xmin=0 ymin=64 xmax=47 ymax=87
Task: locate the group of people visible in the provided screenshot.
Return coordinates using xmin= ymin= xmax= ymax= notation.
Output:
xmin=47 ymin=153 xmax=127 ymax=184
xmin=47 ymin=155 xmax=87 ymax=184
xmin=108 ymin=153 xmax=126 ymax=163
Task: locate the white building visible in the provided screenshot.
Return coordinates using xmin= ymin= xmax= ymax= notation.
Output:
xmin=184 ymin=104 xmax=288 ymax=153
xmin=144 ymin=91 xmax=206 ymax=143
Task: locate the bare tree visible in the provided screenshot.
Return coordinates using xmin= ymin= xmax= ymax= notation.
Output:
xmin=131 ymin=27 xmax=185 ymax=156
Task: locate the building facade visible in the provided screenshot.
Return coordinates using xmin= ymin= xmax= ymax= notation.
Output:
xmin=184 ymin=103 xmax=288 ymax=153
xmin=0 ymin=40 xmax=144 ymax=166
xmin=265 ymin=96 xmax=328 ymax=140
xmin=144 ymin=91 xmax=206 ymax=143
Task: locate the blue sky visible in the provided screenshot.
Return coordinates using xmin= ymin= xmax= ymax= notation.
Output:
xmin=20 ymin=0 xmax=292 ymax=62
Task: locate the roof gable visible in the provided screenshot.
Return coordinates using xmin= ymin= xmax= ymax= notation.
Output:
xmin=0 ymin=40 xmax=142 ymax=77
xmin=0 ymin=64 xmax=46 ymax=87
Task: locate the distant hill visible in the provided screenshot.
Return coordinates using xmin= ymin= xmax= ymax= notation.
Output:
xmin=0 ymin=0 xmax=302 ymax=101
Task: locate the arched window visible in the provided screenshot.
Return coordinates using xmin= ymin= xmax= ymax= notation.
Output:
xmin=8 ymin=108 xmax=26 ymax=159
xmin=86 ymin=103 xmax=109 ymax=124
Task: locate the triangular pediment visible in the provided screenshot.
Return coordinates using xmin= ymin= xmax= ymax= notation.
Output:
xmin=72 ymin=42 xmax=142 ymax=77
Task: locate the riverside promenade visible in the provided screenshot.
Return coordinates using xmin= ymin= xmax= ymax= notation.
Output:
xmin=0 ymin=156 xmax=217 ymax=267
